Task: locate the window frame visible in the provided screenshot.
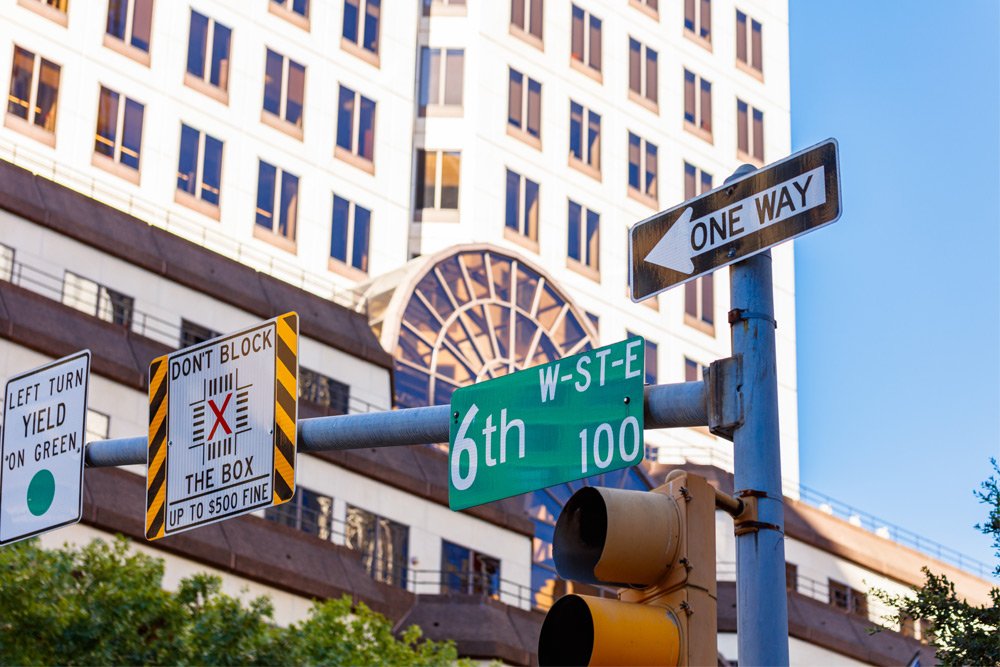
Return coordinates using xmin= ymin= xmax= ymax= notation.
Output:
xmin=510 ymin=0 xmax=544 ymax=51
xmin=329 ymin=193 xmax=372 ymax=279
xmin=91 ymin=84 xmax=144 ymax=184
xmin=566 ymin=199 xmax=599 ymax=281
xmin=415 ymin=149 xmax=461 ymax=222
xmin=253 ymin=159 xmax=299 ymax=253
xmin=736 ymin=98 xmax=764 ymax=166
xmin=61 ymin=271 xmax=134 ymax=328
xmin=103 ymin=0 xmax=153 ymax=66
xmin=627 ymin=37 xmax=658 ymax=113
xmin=334 ymin=84 xmax=376 ymax=174
xmin=507 ymin=67 xmax=542 ymax=149
xmin=627 ymin=131 xmax=658 ymax=208
xmin=503 ymin=168 xmax=540 ymax=253
xmin=17 ymin=0 xmax=69 ymax=27
xmin=569 ymin=4 xmax=602 ymax=82
xmin=341 ymin=0 xmax=380 ymax=67
xmin=441 ymin=540 xmax=501 ymax=598
xmin=175 ymin=123 xmax=224 ymax=219
xmin=345 ymin=504 xmax=409 ymax=589
xmin=418 ymin=47 xmax=465 ymax=117
xmin=683 ymin=69 xmax=713 ymax=143
xmin=183 ymin=10 xmax=231 ymax=105
xmin=736 ymin=9 xmax=763 ymax=80
xmin=628 ymin=0 xmax=657 ymax=21
xmin=683 ymin=0 xmax=711 ymax=50
xmin=260 ymin=48 xmax=306 ymax=140
xmin=4 ymin=45 xmax=61 ymax=147
xmin=268 ymin=0 xmax=310 ymax=31
xmin=567 ymin=100 xmax=600 ymax=180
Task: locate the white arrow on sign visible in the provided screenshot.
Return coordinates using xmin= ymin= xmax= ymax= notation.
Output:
xmin=644 ymin=165 xmax=827 ymax=274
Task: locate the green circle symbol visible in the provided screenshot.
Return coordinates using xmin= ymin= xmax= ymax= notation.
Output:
xmin=27 ymin=469 xmax=56 ymax=516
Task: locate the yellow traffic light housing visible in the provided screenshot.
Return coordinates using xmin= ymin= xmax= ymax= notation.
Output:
xmin=538 ymin=472 xmax=717 ymax=667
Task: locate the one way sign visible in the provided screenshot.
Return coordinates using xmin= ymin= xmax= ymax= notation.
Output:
xmin=630 ymin=139 xmax=841 ymax=301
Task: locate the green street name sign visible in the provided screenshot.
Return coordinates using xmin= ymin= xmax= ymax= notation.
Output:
xmin=448 ymin=338 xmax=645 ymax=510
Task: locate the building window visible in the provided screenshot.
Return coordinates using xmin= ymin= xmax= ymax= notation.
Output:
xmin=265 ymin=486 xmax=334 ymax=539
xmin=568 ymin=101 xmax=600 ymax=178
xmin=683 ymin=70 xmax=712 ymax=142
xmin=17 ymin=0 xmax=69 ymax=27
xmin=5 ymin=46 xmax=60 ymax=147
xmin=93 ymin=86 xmax=144 ymax=183
xmin=176 ymin=124 xmax=223 ymax=216
xmin=105 ymin=0 xmax=153 ymax=64
xmin=567 ymin=200 xmax=599 ymax=280
xmin=629 ymin=0 xmax=657 ymax=20
xmin=737 ymin=99 xmax=764 ymax=165
xmin=179 ymin=319 xmax=218 ymax=349
xmin=736 ymin=10 xmax=763 ymax=78
xmin=504 ymin=169 xmax=539 ymax=250
xmin=585 ymin=311 xmax=599 ymax=336
xmin=254 ymin=160 xmax=298 ymax=251
xmin=262 ymin=49 xmax=305 ymax=139
xmin=510 ymin=0 xmax=543 ymax=50
xmin=335 ymin=85 xmax=376 ymax=173
xmin=627 ymin=132 xmax=657 ymax=207
xmin=346 ymin=505 xmax=408 ymax=588
xmin=507 ymin=68 xmax=541 ymax=148
xmin=442 ymin=541 xmax=500 ymax=598
xmin=828 ymin=579 xmax=868 ymax=618
xmin=185 ymin=10 xmax=231 ymax=103
xmin=299 ymin=367 xmax=350 ymax=414
xmin=269 ymin=0 xmax=309 ymax=30
xmin=342 ymin=0 xmax=380 ymax=65
xmin=570 ymin=5 xmax=601 ymax=79
xmin=684 ymin=161 xmax=712 ymax=201
xmin=415 ymin=149 xmax=460 ymax=220
xmin=418 ymin=47 xmax=464 ymax=116
xmin=330 ymin=194 xmax=371 ymax=276
xmin=422 ymin=0 xmax=466 ymax=16
xmin=785 ymin=562 xmax=797 ymax=592
xmin=628 ymin=38 xmax=657 ymax=111
xmin=86 ymin=409 xmax=110 ymax=442
xmin=684 ymin=0 xmax=710 ymax=46
xmin=0 ymin=244 xmax=14 ymax=282
xmin=62 ymin=272 xmax=134 ymax=328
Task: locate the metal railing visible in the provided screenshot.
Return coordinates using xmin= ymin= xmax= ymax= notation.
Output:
xmin=651 ymin=443 xmax=994 ymax=580
xmin=2 ymin=254 xmax=388 ymax=415
xmin=0 ymin=137 xmax=365 ymax=313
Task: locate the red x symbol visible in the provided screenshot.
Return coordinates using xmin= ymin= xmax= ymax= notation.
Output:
xmin=207 ymin=393 xmax=232 ymax=440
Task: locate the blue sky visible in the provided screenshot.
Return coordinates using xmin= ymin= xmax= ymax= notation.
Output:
xmin=790 ymin=1 xmax=1000 ymax=568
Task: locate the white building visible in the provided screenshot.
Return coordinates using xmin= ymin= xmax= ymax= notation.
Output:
xmin=0 ymin=0 xmax=993 ymax=664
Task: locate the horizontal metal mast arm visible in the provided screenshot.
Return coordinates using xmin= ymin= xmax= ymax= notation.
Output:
xmin=84 ymin=382 xmax=708 ymax=468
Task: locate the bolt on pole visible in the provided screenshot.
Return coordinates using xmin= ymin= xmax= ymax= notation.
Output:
xmin=726 ymin=165 xmax=790 ymax=666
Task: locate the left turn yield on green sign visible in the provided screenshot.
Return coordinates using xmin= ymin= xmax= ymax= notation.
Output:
xmin=0 ymin=351 xmax=91 ymax=546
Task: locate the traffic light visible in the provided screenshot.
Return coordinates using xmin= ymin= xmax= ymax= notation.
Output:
xmin=537 ymin=471 xmax=717 ymax=666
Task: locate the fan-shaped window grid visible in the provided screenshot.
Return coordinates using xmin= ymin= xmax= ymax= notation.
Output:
xmin=394 ymin=250 xmax=596 ymax=411
xmin=391 ymin=249 xmax=649 ymax=610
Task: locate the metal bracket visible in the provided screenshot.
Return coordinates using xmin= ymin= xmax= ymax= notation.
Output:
xmin=728 ymin=308 xmax=777 ymax=329
xmin=732 ymin=490 xmax=782 ymax=536
xmin=705 ymin=356 xmax=743 ymax=441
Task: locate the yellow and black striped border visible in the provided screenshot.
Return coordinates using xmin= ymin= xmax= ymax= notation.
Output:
xmin=272 ymin=312 xmax=298 ymax=505
xmin=146 ymin=355 xmax=169 ymax=540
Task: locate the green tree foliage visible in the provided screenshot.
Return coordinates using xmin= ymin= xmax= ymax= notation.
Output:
xmin=0 ymin=535 xmax=465 ymax=666
xmin=872 ymin=459 xmax=1000 ymax=666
